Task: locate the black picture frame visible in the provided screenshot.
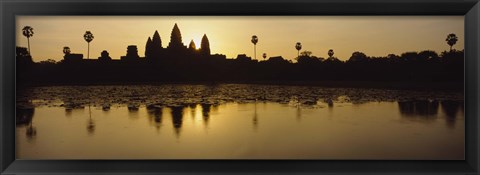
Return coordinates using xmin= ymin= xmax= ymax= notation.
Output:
xmin=1 ymin=0 xmax=479 ymax=174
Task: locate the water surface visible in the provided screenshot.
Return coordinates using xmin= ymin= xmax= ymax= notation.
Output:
xmin=16 ymin=84 xmax=464 ymax=159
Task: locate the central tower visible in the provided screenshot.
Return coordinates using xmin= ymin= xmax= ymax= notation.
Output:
xmin=168 ymin=23 xmax=186 ymax=50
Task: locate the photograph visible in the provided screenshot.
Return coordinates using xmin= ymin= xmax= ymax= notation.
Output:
xmin=15 ymin=16 xmax=464 ymax=160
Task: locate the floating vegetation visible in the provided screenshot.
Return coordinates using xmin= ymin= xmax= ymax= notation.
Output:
xmin=16 ymin=84 xmax=463 ymax=109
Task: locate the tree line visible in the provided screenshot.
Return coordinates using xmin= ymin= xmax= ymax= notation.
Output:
xmin=17 ymin=24 xmax=463 ymax=87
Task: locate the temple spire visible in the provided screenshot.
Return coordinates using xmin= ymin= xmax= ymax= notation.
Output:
xmin=145 ymin=37 xmax=153 ymax=57
xmin=168 ymin=23 xmax=184 ymax=49
xmin=188 ymin=40 xmax=196 ymax=51
xmin=152 ymin=30 xmax=162 ymax=48
xmin=200 ymin=34 xmax=210 ymax=56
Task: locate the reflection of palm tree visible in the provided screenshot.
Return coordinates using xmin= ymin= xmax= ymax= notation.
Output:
xmin=87 ymin=118 xmax=95 ymax=135
xmin=251 ymin=35 xmax=258 ymax=60
xmin=295 ymin=42 xmax=302 ymax=58
xmin=26 ymin=120 xmax=37 ymax=139
xmin=446 ymin=33 xmax=458 ymax=52
xmin=296 ymin=105 xmax=302 ymax=121
xmin=84 ymin=31 xmax=94 ymax=59
xmin=253 ymin=101 xmax=258 ymax=130
xmin=87 ymin=105 xmax=95 ymax=135
xmin=22 ymin=26 xmax=34 ymax=55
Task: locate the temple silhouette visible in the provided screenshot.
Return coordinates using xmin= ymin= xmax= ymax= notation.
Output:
xmin=58 ymin=23 xmax=222 ymax=64
xmin=16 ymin=23 xmax=464 ymax=88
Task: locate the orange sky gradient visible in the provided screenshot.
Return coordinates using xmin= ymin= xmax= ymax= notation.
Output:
xmin=16 ymin=16 xmax=464 ymax=62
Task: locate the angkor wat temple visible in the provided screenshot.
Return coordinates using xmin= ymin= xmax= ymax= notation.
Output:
xmin=57 ymin=23 xmax=225 ymax=64
xmin=16 ymin=23 xmax=464 ymax=88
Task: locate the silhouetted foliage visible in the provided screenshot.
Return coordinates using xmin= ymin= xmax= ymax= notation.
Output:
xmin=16 ymin=47 xmax=33 ymax=65
xmin=328 ymin=49 xmax=334 ymax=58
xmin=400 ymin=52 xmax=418 ymax=62
xmin=446 ymin=33 xmax=458 ymax=51
xmin=251 ymin=35 xmax=258 ymax=60
xmin=83 ymin=31 xmax=94 ymax=59
xmin=22 ymin=26 xmax=34 ymax=55
xmin=17 ymin=25 xmax=464 ymax=88
xmin=348 ymin=51 xmax=368 ymax=63
xmin=98 ymin=50 xmax=112 ymax=61
xmin=295 ymin=42 xmax=302 ymax=57
xmin=418 ymin=50 xmax=439 ymax=63
xmin=39 ymin=59 xmax=57 ymax=65
xmin=297 ymin=51 xmax=323 ymax=65
xmin=63 ymin=46 xmax=71 ymax=55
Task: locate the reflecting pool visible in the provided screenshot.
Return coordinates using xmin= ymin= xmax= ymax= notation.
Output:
xmin=16 ymin=85 xmax=464 ymax=159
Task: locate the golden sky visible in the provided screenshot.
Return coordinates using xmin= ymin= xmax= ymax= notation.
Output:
xmin=16 ymin=16 xmax=464 ymax=62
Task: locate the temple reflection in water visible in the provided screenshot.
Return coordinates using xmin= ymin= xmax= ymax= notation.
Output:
xmin=16 ymin=100 xmax=464 ymax=159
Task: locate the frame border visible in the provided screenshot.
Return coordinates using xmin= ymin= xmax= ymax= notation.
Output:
xmin=1 ymin=0 xmax=479 ymax=174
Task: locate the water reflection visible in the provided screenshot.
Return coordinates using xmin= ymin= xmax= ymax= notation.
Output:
xmin=63 ymin=100 xmax=85 ymax=115
xmin=398 ymin=100 xmax=439 ymax=116
xmin=17 ymin=107 xmax=37 ymax=139
xmin=102 ymin=103 xmax=111 ymax=111
xmin=441 ymin=100 xmax=463 ymax=128
xmin=17 ymin=100 xmax=465 ymax=159
xmin=128 ymin=104 xmax=140 ymax=112
xmin=55 ymin=100 xmax=465 ymax=137
xmin=201 ymin=103 xmax=212 ymax=125
xmin=16 ymin=107 xmax=34 ymax=126
xmin=16 ymin=85 xmax=465 ymax=159
xmin=170 ymin=105 xmax=185 ymax=136
xmin=253 ymin=101 xmax=258 ymax=130
xmin=87 ymin=105 xmax=95 ymax=135
xmin=147 ymin=104 xmax=163 ymax=130
xmin=296 ymin=106 xmax=302 ymax=121
xmin=188 ymin=103 xmax=196 ymax=120
xmin=87 ymin=117 xmax=95 ymax=135
xmin=398 ymin=100 xmax=463 ymax=128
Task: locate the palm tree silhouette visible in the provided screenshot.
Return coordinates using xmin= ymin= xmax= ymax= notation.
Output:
xmin=83 ymin=31 xmax=94 ymax=59
xmin=446 ymin=33 xmax=458 ymax=52
xmin=328 ymin=49 xmax=334 ymax=58
xmin=251 ymin=35 xmax=258 ymax=60
xmin=262 ymin=53 xmax=267 ymax=60
xmin=22 ymin=26 xmax=34 ymax=55
xmin=63 ymin=46 xmax=71 ymax=55
xmin=295 ymin=42 xmax=302 ymax=58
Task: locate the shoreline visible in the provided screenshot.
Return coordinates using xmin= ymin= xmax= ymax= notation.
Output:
xmin=17 ymin=80 xmax=464 ymax=91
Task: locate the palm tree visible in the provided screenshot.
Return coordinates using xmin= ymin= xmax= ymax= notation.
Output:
xmin=251 ymin=35 xmax=258 ymax=60
xmin=63 ymin=46 xmax=71 ymax=55
xmin=328 ymin=49 xmax=334 ymax=58
xmin=446 ymin=33 xmax=458 ymax=52
xmin=83 ymin=31 xmax=94 ymax=59
xmin=262 ymin=53 xmax=267 ymax=60
xmin=22 ymin=26 xmax=34 ymax=55
xmin=295 ymin=42 xmax=302 ymax=58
